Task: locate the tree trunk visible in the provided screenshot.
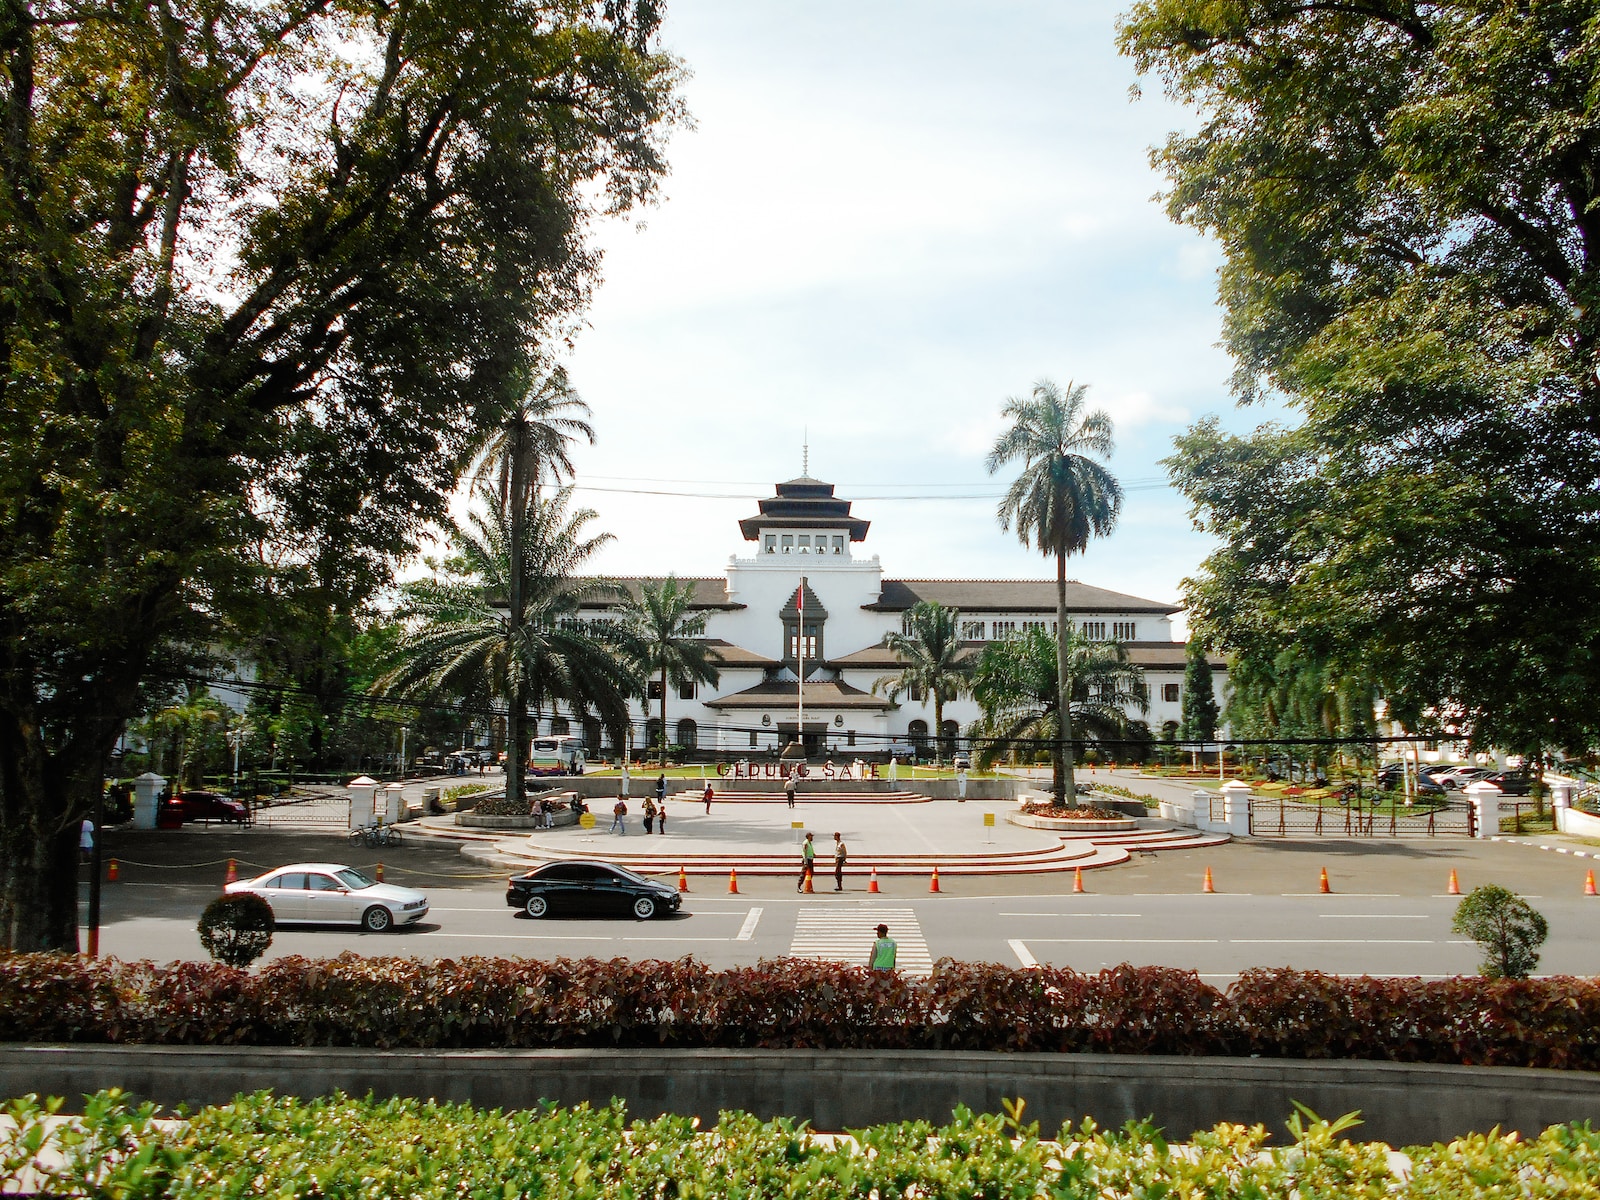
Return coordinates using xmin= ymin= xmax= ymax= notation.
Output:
xmin=659 ymin=664 xmax=668 ymax=764
xmin=933 ymin=696 xmax=944 ymax=769
xmin=1056 ymin=551 xmax=1076 ymax=807
xmin=506 ymin=425 xmax=528 ymax=809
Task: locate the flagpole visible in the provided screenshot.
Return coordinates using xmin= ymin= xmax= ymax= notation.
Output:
xmin=796 ymin=576 xmax=805 ymax=758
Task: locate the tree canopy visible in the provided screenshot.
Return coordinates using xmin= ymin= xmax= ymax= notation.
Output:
xmin=0 ymin=0 xmax=682 ymax=949
xmin=1121 ymin=0 xmax=1600 ymax=756
xmin=873 ymin=601 xmax=970 ymax=764
xmin=616 ymin=576 xmax=722 ymax=760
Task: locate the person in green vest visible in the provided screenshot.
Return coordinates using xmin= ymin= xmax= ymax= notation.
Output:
xmin=868 ymin=923 xmax=897 ymax=971
xmin=796 ymin=832 xmax=815 ymax=891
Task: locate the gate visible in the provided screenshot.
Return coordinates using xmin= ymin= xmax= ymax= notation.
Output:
xmin=252 ymin=792 xmax=351 ymax=830
xmin=1249 ymin=795 xmax=1474 ymax=837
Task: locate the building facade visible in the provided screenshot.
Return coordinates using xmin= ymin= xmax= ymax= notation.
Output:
xmin=554 ymin=476 xmax=1223 ymax=758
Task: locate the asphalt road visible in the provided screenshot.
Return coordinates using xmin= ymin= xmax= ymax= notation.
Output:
xmin=83 ymin=825 xmax=1600 ymax=980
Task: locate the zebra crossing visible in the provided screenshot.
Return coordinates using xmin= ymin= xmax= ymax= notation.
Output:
xmin=787 ymin=906 xmax=935 ymax=976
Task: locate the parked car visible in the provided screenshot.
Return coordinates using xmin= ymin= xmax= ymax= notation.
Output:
xmin=1482 ymin=770 xmax=1534 ymax=796
xmin=226 ymin=862 xmax=429 ymax=931
xmin=176 ymin=790 xmax=249 ymax=824
xmin=507 ymin=860 xmax=681 ymax=920
xmin=1376 ymin=764 xmax=1445 ymax=793
xmin=1433 ymin=767 xmax=1496 ymax=790
xmin=951 ymin=754 xmax=972 ymax=770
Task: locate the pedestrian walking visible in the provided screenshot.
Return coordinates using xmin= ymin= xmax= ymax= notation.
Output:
xmin=703 ymin=783 xmax=714 ymax=814
xmin=610 ymin=795 xmax=628 ymax=835
xmin=620 ymin=760 xmax=630 ymax=796
xmin=655 ymin=773 xmax=667 ymax=804
xmin=642 ymin=796 xmax=656 ymax=834
xmin=79 ymin=818 xmax=95 ymax=862
xmin=797 ymin=832 xmax=815 ymax=891
xmin=657 ymin=801 xmax=667 ymax=834
xmin=785 ymin=776 xmax=796 ymax=808
xmin=832 ymin=832 xmax=847 ymax=891
xmin=868 ymin=924 xmax=897 ymax=972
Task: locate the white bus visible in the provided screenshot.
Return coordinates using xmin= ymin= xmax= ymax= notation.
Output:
xmin=529 ymin=735 xmax=586 ymax=777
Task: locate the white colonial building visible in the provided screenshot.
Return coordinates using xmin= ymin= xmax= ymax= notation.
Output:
xmin=551 ymin=475 xmax=1222 ymax=758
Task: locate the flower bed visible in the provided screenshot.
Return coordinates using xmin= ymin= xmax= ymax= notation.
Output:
xmin=5 ymin=956 xmax=1600 ymax=1070
xmin=1010 ymin=801 xmax=1139 ymax=831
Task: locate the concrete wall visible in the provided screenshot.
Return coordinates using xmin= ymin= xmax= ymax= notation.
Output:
xmin=1556 ymin=804 xmax=1600 ymax=840
xmin=8 ymin=1046 xmax=1599 ymax=1146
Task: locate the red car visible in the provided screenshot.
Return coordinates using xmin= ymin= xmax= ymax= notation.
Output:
xmin=176 ymin=790 xmax=250 ymax=824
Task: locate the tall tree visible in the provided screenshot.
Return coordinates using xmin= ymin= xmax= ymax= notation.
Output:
xmin=987 ymin=380 xmax=1123 ymax=805
xmin=1121 ymin=0 xmax=1600 ymax=758
xmin=0 ymin=0 xmax=679 ymax=950
xmin=615 ymin=576 xmax=723 ymax=762
xmin=873 ymin=601 xmax=972 ymax=765
xmin=463 ymin=366 xmax=596 ymax=793
xmin=1179 ymin=640 xmax=1220 ymax=755
xmin=969 ymin=626 xmax=1149 ymax=787
xmin=378 ymin=486 xmax=640 ymax=809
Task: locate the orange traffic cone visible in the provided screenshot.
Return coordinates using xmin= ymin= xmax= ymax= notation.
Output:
xmin=727 ymin=868 xmax=739 ymax=894
xmin=375 ymin=862 xmax=384 ymax=882
xmin=1073 ymin=867 xmax=1085 ymax=894
xmin=1319 ymin=866 xmax=1330 ymax=894
xmin=803 ymin=868 xmax=814 ymax=894
xmin=107 ymin=858 xmax=119 ymax=883
xmin=1202 ymin=866 xmax=1215 ymax=894
xmin=225 ymin=858 xmax=238 ymax=885
xmin=678 ymin=865 xmax=689 ymax=892
xmin=868 ymin=867 xmax=880 ymax=893
xmin=1586 ymin=870 xmax=1596 ymax=897
xmin=929 ymin=867 xmax=941 ymax=893
xmin=1448 ymin=868 xmax=1460 ymax=896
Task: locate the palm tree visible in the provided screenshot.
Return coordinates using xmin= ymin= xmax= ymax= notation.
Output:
xmin=377 ymin=485 xmax=640 ymax=808
xmin=615 ymin=576 xmax=723 ymax=763
xmin=460 ymin=367 xmax=597 ymax=780
xmin=969 ymin=626 xmax=1148 ymax=794
xmin=986 ymin=379 xmax=1122 ymax=805
xmin=872 ymin=601 xmax=972 ymax=765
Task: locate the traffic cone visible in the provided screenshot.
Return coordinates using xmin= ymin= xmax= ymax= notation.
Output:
xmin=803 ymin=868 xmax=814 ymax=894
xmin=929 ymin=867 xmax=941 ymax=893
xmin=1448 ymin=868 xmax=1460 ymax=896
xmin=1073 ymin=867 xmax=1085 ymax=893
xmin=868 ymin=867 xmax=880 ymax=893
xmin=1202 ymin=866 xmax=1215 ymax=894
xmin=1586 ymin=870 xmax=1596 ymax=897
xmin=375 ymin=862 xmax=383 ymax=882
xmin=678 ymin=865 xmax=689 ymax=892
xmin=225 ymin=858 xmax=238 ymax=885
xmin=1319 ymin=866 xmax=1330 ymax=894
xmin=727 ymin=868 xmax=739 ymax=894
xmin=107 ymin=858 xmax=119 ymax=883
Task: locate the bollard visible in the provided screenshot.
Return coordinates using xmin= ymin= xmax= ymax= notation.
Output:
xmin=107 ymin=859 xmax=119 ymax=883
xmin=225 ymin=858 xmax=238 ymax=885
xmin=375 ymin=862 xmax=384 ymax=882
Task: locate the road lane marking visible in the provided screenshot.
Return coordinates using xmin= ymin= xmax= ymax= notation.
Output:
xmin=1228 ymin=939 xmax=1466 ymax=945
xmin=1317 ymin=914 xmax=1429 ymax=920
xmin=788 ymin=907 xmax=933 ymax=976
xmin=736 ymin=908 xmax=763 ymax=941
xmin=419 ymin=932 xmax=731 ymax=942
xmin=1009 ymin=939 xmax=1037 ymax=968
xmin=999 ymin=912 xmax=1142 ymax=918
xmin=1028 ymin=938 xmax=1219 ymax=944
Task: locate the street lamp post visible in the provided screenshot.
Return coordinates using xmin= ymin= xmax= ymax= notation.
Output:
xmin=399 ymin=727 xmax=408 ymax=781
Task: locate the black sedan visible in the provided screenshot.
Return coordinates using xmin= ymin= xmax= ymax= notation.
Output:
xmin=507 ymin=860 xmax=682 ymax=920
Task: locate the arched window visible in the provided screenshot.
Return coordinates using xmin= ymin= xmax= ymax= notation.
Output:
xmin=676 ymin=718 xmax=698 ymax=750
xmin=582 ymin=717 xmax=602 ymax=755
xmin=549 ymin=716 xmax=570 ymax=736
xmin=940 ymin=719 xmax=960 ymax=751
xmin=644 ymin=719 xmax=663 ymax=751
xmin=907 ymin=719 xmax=928 ymax=749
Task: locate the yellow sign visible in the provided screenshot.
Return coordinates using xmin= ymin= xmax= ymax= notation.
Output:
xmin=791 ymin=821 xmax=804 ymax=830
xmin=580 ymin=812 xmax=596 ymax=829
xmin=983 ymin=812 xmax=995 ymax=827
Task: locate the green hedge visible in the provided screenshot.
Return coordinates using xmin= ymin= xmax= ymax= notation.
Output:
xmin=5 ymin=1090 xmax=1599 ymax=1198
xmin=6 ymin=955 xmax=1600 ymax=1069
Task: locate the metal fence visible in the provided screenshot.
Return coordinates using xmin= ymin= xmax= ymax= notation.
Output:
xmin=1249 ymin=795 xmax=1474 ymax=837
xmin=251 ymin=792 xmax=350 ymax=830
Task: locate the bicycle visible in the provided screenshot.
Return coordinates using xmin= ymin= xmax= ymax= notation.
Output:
xmin=348 ymin=821 xmax=403 ymax=848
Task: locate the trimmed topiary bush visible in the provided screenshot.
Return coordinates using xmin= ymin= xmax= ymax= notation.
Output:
xmin=197 ymin=894 xmax=274 ymax=969
xmin=1452 ymin=884 xmax=1548 ymax=979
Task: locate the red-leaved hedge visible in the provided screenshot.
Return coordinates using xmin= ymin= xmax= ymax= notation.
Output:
xmin=2 ymin=954 xmax=1599 ymax=1069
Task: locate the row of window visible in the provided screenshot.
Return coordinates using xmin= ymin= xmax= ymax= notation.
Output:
xmin=944 ymin=619 xmax=1140 ymax=641
xmin=645 ymin=681 xmax=699 ymax=701
xmin=763 ymin=533 xmax=846 ymax=555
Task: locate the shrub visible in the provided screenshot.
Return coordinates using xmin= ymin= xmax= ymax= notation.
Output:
xmin=5 ymin=1091 xmax=1600 ymax=1197
xmin=196 ymin=894 xmax=274 ymax=969
xmin=1452 ymin=885 xmax=1548 ymax=979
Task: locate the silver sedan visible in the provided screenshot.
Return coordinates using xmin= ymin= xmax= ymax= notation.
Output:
xmin=226 ymin=862 xmax=429 ymax=932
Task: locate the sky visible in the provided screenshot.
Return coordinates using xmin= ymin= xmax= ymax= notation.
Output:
xmin=539 ymin=0 xmax=1274 ymax=636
